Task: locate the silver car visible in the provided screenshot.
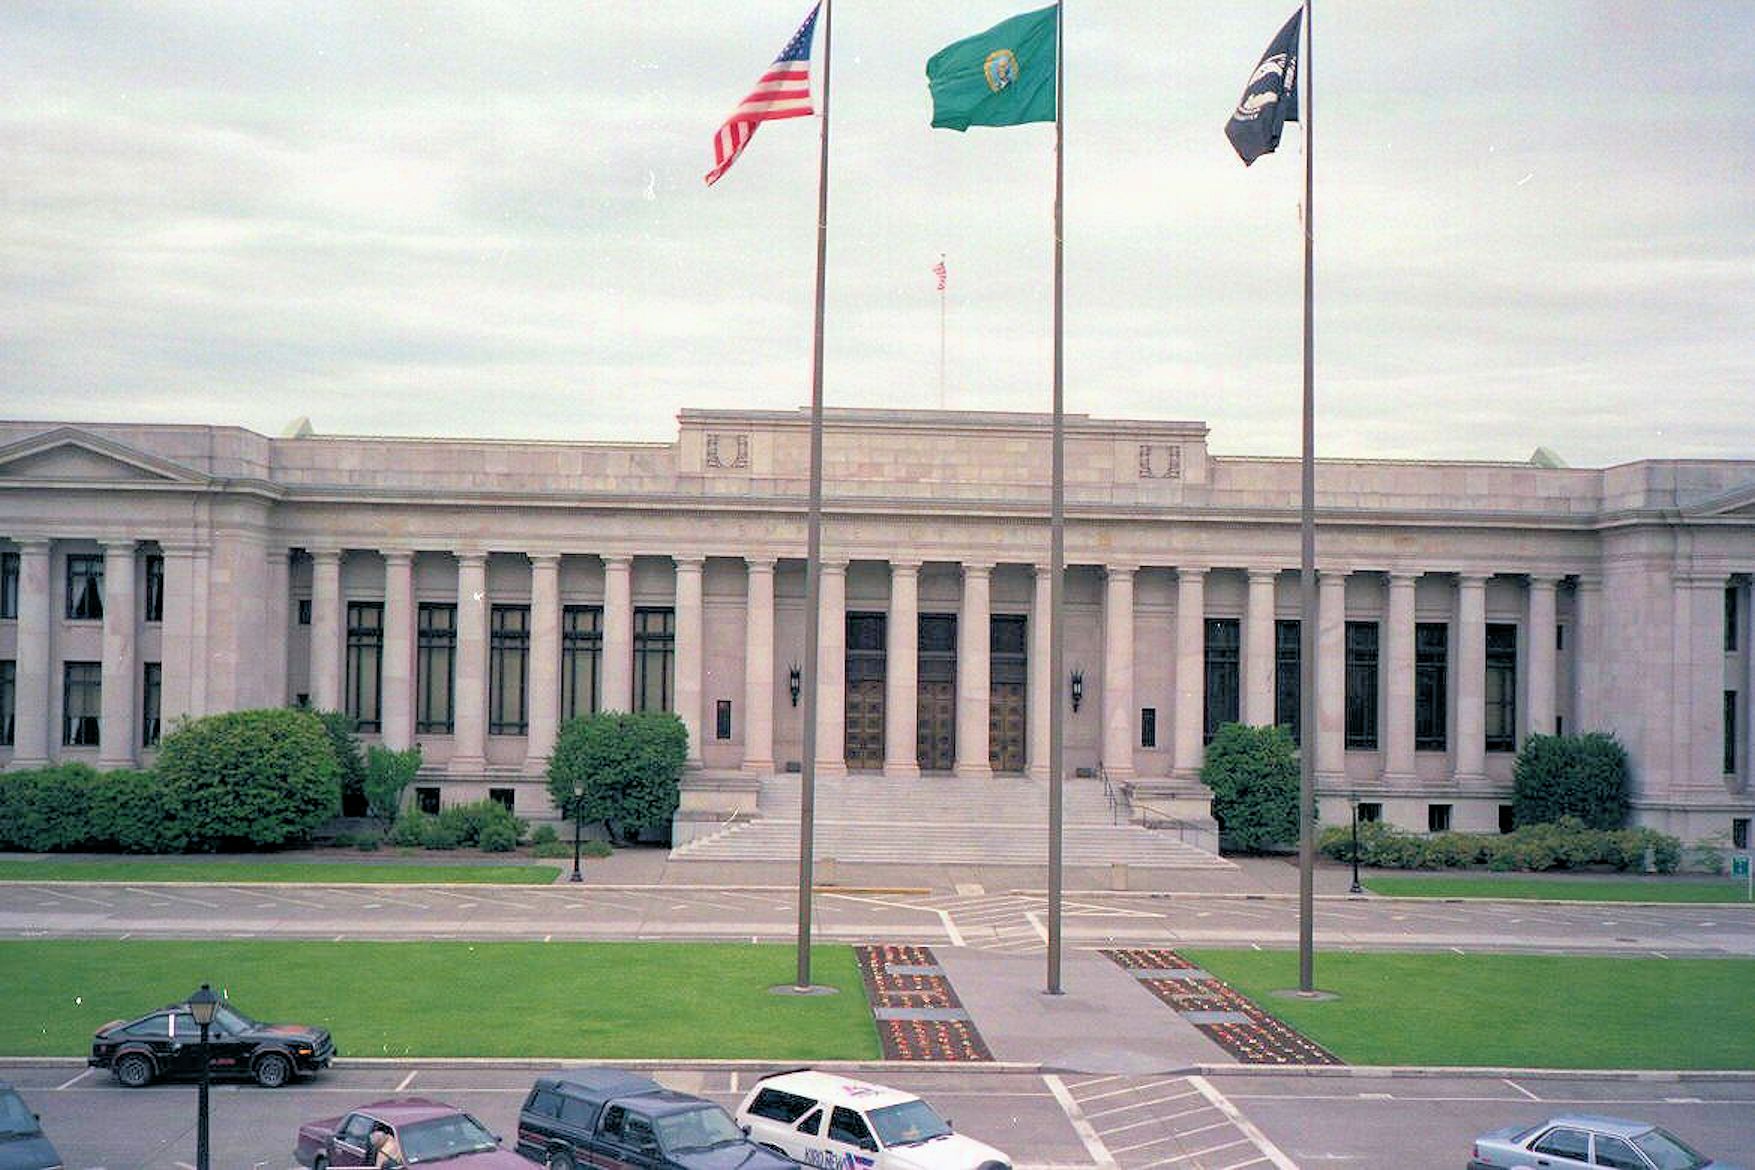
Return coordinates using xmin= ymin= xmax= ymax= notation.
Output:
xmin=1469 ymin=1114 xmax=1744 ymax=1170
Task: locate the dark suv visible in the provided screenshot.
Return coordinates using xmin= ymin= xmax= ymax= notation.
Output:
xmin=515 ymin=1069 xmax=792 ymax=1170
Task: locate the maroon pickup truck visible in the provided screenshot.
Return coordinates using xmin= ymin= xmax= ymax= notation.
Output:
xmin=294 ymin=1097 xmax=528 ymax=1168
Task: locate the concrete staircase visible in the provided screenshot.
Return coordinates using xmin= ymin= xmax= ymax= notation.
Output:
xmin=669 ymin=773 xmax=1230 ymax=869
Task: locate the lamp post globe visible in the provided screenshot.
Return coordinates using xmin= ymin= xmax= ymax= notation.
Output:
xmin=569 ymin=781 xmax=585 ymax=883
xmin=187 ymin=983 xmax=219 ymax=1170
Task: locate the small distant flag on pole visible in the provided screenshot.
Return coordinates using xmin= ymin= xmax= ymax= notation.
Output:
xmin=705 ymin=5 xmax=821 ymax=186
xmin=933 ymin=256 xmax=947 ymax=291
xmin=1225 ymin=7 xmax=1302 ymax=165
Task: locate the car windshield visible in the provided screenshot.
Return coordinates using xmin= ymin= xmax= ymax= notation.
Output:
xmin=1632 ymin=1127 xmax=1709 ymax=1170
xmin=655 ymin=1104 xmax=745 ymax=1151
xmin=397 ymin=1115 xmax=499 ymax=1162
xmin=867 ymin=1099 xmax=952 ymax=1147
xmin=211 ymin=1004 xmax=255 ymax=1033
xmin=0 ymin=1091 xmax=42 ymax=1137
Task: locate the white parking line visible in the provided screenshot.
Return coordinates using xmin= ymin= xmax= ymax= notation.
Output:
xmin=1188 ymin=1077 xmax=1299 ymax=1170
xmin=54 ymin=1068 xmax=93 ymax=1091
xmin=1043 ymin=1074 xmax=1119 ymax=1169
xmin=396 ymin=1071 xmax=418 ymax=1091
xmin=1503 ymin=1078 xmax=1541 ymax=1100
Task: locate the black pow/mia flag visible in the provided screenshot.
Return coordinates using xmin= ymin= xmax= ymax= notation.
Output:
xmin=1225 ymin=8 xmax=1302 ymax=165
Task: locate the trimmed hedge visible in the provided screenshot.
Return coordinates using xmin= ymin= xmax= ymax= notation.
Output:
xmin=156 ymin=708 xmax=342 ymax=848
xmin=1320 ymin=816 xmax=1681 ymax=873
xmin=1201 ymin=723 xmax=1302 ymax=853
xmin=1513 ymin=732 xmax=1631 ymax=830
xmin=388 ymin=800 xmax=527 ymax=853
xmin=0 ymin=765 xmax=184 ymax=853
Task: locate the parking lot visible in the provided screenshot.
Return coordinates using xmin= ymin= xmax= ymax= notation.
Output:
xmin=7 ymin=1061 xmax=1752 ymax=1169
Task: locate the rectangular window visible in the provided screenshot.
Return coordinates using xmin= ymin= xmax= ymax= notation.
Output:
xmin=1428 ymin=803 xmax=1452 ymax=833
xmin=634 ymin=607 xmax=675 ymax=713
xmin=1415 ymin=622 xmax=1449 ymax=751
xmin=716 ymin=699 xmax=732 ymax=740
xmin=490 ymin=605 xmax=530 ymax=734
xmin=1729 ymin=585 xmax=1740 ymax=653
xmin=62 ymin=661 xmax=102 ymax=746
xmin=1733 ymin=817 xmax=1750 ymax=851
xmin=1484 ymin=622 xmax=1518 ymax=752
xmin=345 ymin=602 xmax=384 ymax=733
xmin=1274 ymin=619 xmax=1301 ymax=746
xmin=0 ymin=660 xmax=14 ymax=746
xmin=1 ymin=552 xmax=18 ymax=619
xmin=66 ymin=554 xmax=104 ymax=620
xmin=1726 ymin=691 xmax=1738 ymax=776
xmin=1140 ymin=706 xmax=1156 ymax=749
xmin=142 ymin=662 xmax=162 ymax=748
xmin=1357 ymin=802 xmax=1382 ymax=823
xmin=1499 ymin=804 xmax=1516 ymax=834
xmin=561 ymin=605 xmax=603 ymax=720
xmin=144 ymin=555 xmax=164 ymax=623
xmin=1345 ymin=621 xmax=1380 ymax=750
xmin=415 ymin=786 xmax=440 ymax=815
xmin=297 ymin=598 xmax=312 ymax=625
xmin=1203 ymin=618 xmax=1241 ymax=744
xmin=489 ymin=787 xmax=515 ymax=813
xmin=417 ymin=603 xmax=456 ymax=733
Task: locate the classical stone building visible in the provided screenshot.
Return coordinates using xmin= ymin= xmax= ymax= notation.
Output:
xmin=1 ymin=408 xmax=1751 ymax=850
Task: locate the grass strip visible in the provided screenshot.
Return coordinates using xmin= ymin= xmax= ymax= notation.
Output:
xmin=1362 ymin=874 xmax=1752 ymax=903
xmin=1183 ymin=949 xmax=1755 ymax=1070
xmin=0 ymin=860 xmax=563 ymax=884
xmin=0 ymin=940 xmax=879 ymax=1060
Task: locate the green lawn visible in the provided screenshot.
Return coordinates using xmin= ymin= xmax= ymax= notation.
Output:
xmin=0 ymin=860 xmax=563 ymax=884
xmin=0 ymin=940 xmax=878 ymax=1060
xmin=1184 ymin=949 xmax=1755 ymax=1070
xmin=1362 ymin=874 xmax=1752 ymax=903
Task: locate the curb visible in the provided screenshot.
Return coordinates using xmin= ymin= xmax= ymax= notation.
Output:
xmin=0 ymin=880 xmax=931 ymax=895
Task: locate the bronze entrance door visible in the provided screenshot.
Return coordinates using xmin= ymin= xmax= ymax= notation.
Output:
xmin=916 ymin=613 xmax=957 ymax=772
xmin=989 ymin=614 xmax=1027 ymax=773
xmin=844 ymin=612 xmax=886 ymax=771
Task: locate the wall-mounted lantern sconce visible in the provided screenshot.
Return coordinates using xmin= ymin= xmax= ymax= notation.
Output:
xmin=1069 ymin=668 xmax=1084 ymax=713
xmin=788 ymin=663 xmax=802 ymax=707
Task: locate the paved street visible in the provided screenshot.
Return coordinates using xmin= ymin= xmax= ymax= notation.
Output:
xmin=5 ymin=880 xmax=1753 ymax=956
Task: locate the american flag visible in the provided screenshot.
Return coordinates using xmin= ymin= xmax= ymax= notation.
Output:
xmin=933 ymin=257 xmax=947 ymax=292
xmin=704 ymin=5 xmax=820 ymax=187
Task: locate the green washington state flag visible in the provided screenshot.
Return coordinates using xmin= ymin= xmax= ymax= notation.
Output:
xmin=926 ymin=5 xmax=1057 ymax=131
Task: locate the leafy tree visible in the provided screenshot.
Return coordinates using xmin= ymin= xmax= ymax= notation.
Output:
xmin=157 ymin=708 xmax=342 ymax=848
xmin=312 ymin=708 xmax=368 ymax=815
xmin=363 ymin=745 xmax=423 ymax=827
xmin=547 ymin=711 xmax=688 ymax=843
xmin=1200 ymin=722 xmax=1302 ymax=853
xmin=1512 ymin=731 xmax=1631 ymax=831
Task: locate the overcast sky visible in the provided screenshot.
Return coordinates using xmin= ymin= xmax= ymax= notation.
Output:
xmin=4 ymin=2 xmax=1752 ymax=467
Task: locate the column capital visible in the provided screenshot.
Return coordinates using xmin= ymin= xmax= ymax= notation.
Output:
xmin=1573 ymin=572 xmax=1603 ymax=591
xmin=99 ymin=538 xmax=139 ymax=555
xmin=310 ymin=547 xmax=344 ymax=565
xmin=382 ymin=549 xmax=416 ymax=567
xmin=1456 ymin=571 xmax=1491 ymax=587
xmin=960 ymin=561 xmax=994 ymax=578
xmin=1527 ymin=572 xmax=1563 ymax=589
xmin=672 ymin=555 xmax=705 ymax=573
xmin=455 ymin=550 xmax=488 ymax=568
xmin=1104 ymin=564 xmax=1137 ymax=581
xmin=1247 ymin=567 xmax=1282 ymax=585
xmin=11 ymin=536 xmax=51 ymax=554
xmin=745 ymin=556 xmax=777 ymax=573
xmin=818 ymin=559 xmax=848 ymax=575
xmin=1175 ymin=565 xmax=1208 ymax=582
xmin=889 ymin=559 xmax=923 ymax=575
xmin=1386 ymin=570 xmax=1421 ymax=586
xmin=524 ymin=550 xmax=562 ymax=566
xmin=601 ymin=553 xmax=633 ymax=570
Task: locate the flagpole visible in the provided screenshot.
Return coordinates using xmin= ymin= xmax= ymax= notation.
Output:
xmin=1045 ymin=0 xmax=1066 ymax=997
xmin=1296 ymin=0 xmax=1317 ymax=995
xmin=796 ymin=0 xmax=832 ymax=993
xmin=938 ymin=253 xmax=947 ymax=410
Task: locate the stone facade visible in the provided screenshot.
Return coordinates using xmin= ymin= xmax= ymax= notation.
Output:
xmin=1 ymin=408 xmax=1752 ymax=847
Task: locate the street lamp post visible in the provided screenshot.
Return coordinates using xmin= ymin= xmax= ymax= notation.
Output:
xmin=569 ymin=780 xmax=585 ymax=883
xmin=187 ymin=983 xmax=219 ymax=1170
xmin=1348 ymin=795 xmax=1363 ymax=895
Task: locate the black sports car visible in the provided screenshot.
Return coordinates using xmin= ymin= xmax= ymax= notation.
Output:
xmin=89 ymin=996 xmax=334 ymax=1088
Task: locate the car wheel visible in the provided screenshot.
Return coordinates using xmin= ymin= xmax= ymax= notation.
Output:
xmin=545 ymin=1153 xmax=576 ymax=1170
xmin=253 ymin=1052 xmax=293 ymax=1088
xmin=114 ymin=1053 xmax=154 ymax=1088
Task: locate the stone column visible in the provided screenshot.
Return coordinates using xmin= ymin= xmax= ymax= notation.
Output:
xmin=1572 ymin=574 xmax=1603 ymax=732
xmin=1028 ymin=565 xmax=1053 ymax=780
xmin=1101 ymin=566 xmax=1136 ymax=782
xmin=601 ymin=556 xmax=633 ymax=711
xmin=1316 ymin=570 xmax=1348 ymax=785
xmin=264 ymin=549 xmax=290 ymax=710
xmin=814 ymin=560 xmax=847 ymax=776
xmin=158 ymin=543 xmax=197 ymax=726
xmin=98 ymin=540 xmax=138 ymax=767
xmin=885 ymin=561 xmax=921 ymax=778
xmin=9 ymin=539 xmax=52 ymax=767
xmin=449 ymin=552 xmax=489 ymax=774
xmin=1172 ymin=567 xmax=1207 ymax=779
xmin=1243 ymin=569 xmax=1277 ymax=726
xmin=526 ymin=554 xmax=561 ymax=765
xmin=1527 ymin=574 xmax=1560 ymax=739
xmin=309 ymin=549 xmax=343 ymax=713
xmin=674 ymin=557 xmax=705 ymax=769
xmin=742 ymin=558 xmax=777 ymax=775
xmin=1454 ymin=573 xmax=1489 ymax=784
xmin=1383 ymin=571 xmax=1418 ymax=782
xmin=381 ymin=551 xmax=416 ymax=751
xmin=955 ymin=562 xmax=993 ymax=779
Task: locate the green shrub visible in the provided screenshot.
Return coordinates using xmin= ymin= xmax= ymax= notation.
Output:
xmin=1200 ymin=723 xmax=1301 ymax=853
xmin=548 ymin=711 xmax=687 ymax=843
xmin=363 ymin=745 xmax=423 ymax=827
xmin=1513 ymin=732 xmax=1631 ymax=831
xmin=582 ymin=840 xmax=613 ymax=859
xmin=354 ymin=837 xmax=380 ymax=852
xmin=531 ymin=840 xmax=572 ymax=859
xmin=436 ymin=800 xmax=526 ymax=848
xmin=1425 ymin=832 xmax=1486 ymax=868
xmin=0 ymin=764 xmax=103 ymax=851
xmin=419 ymin=818 xmax=462 ymax=850
xmin=89 ymin=769 xmax=189 ymax=854
xmin=530 ymin=823 xmax=560 ymax=847
xmin=477 ymin=821 xmax=519 ymax=852
xmin=312 ymin=708 xmax=368 ymax=816
xmin=1324 ymin=816 xmax=1682 ymax=874
xmin=389 ymin=813 xmax=430 ymax=848
xmin=157 ymin=708 xmax=341 ymax=849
